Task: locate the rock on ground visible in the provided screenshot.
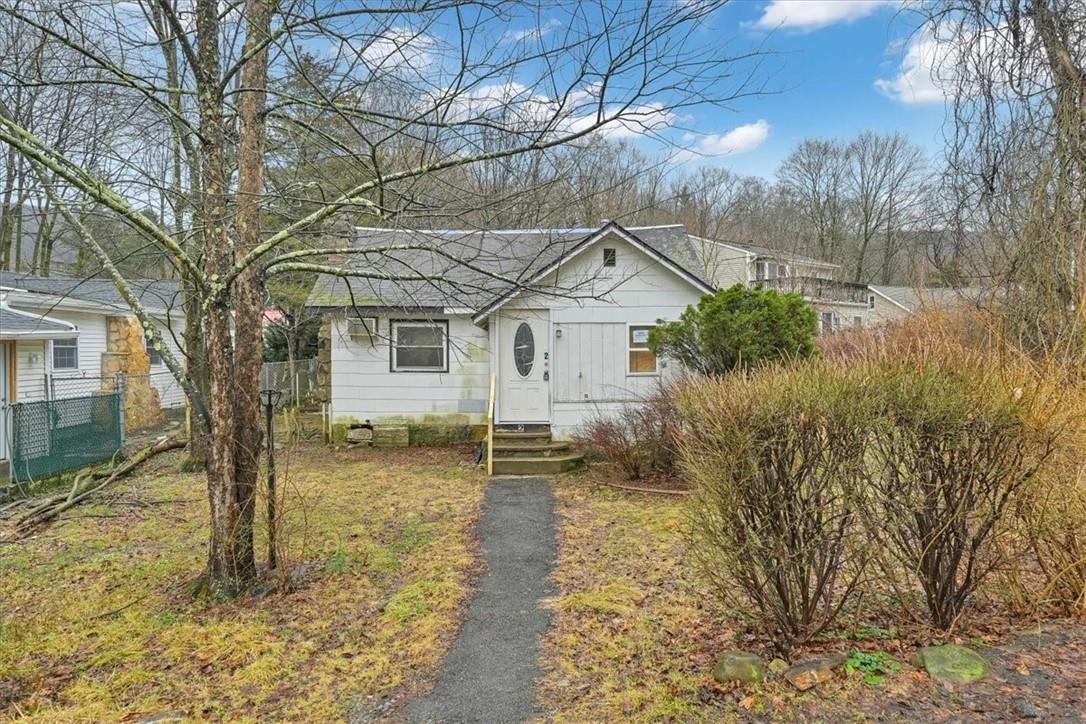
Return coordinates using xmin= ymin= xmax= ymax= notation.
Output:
xmin=912 ymin=644 xmax=989 ymax=684
xmin=712 ymin=651 xmax=765 ymax=685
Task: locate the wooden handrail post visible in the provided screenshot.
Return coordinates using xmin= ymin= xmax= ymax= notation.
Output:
xmin=486 ymin=373 xmax=495 ymax=475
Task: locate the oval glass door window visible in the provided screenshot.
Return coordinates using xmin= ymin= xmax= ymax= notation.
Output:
xmin=513 ymin=322 xmax=535 ymax=377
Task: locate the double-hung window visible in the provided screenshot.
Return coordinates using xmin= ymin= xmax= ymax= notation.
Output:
xmin=390 ymin=320 xmax=448 ymax=372
xmin=146 ymin=338 xmax=163 ymax=366
xmin=52 ymin=338 xmax=79 ymax=370
xmin=628 ymin=324 xmax=657 ymax=375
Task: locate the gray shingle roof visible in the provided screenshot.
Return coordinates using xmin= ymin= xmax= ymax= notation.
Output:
xmin=870 ymin=285 xmax=986 ymax=312
xmin=0 ymin=305 xmax=77 ymax=338
xmin=729 ymin=240 xmax=837 ymax=268
xmin=0 ymin=272 xmax=182 ymax=315
xmin=305 ymin=223 xmax=718 ymax=311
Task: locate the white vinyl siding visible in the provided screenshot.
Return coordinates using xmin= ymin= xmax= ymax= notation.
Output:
xmin=330 ymin=314 xmax=489 ymax=424
xmin=5 ymin=306 xmax=186 ymax=408
xmin=502 ymin=233 xmax=703 ymax=439
xmin=14 ymin=340 xmax=49 ymax=402
xmin=145 ymin=317 xmax=186 ymax=408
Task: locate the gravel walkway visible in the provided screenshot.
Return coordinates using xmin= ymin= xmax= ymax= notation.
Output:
xmin=407 ymin=476 xmax=556 ymax=724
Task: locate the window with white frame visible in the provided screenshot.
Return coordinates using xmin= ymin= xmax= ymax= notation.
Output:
xmin=390 ymin=320 xmax=447 ymax=372
xmin=853 ymin=316 xmax=863 ymax=327
xmin=628 ymin=324 xmax=657 ymax=375
xmin=755 ymin=260 xmax=768 ymax=280
xmin=867 ymin=293 xmax=876 ymax=309
xmin=52 ymin=338 xmax=78 ymax=370
xmin=603 ymin=248 xmax=617 ymax=267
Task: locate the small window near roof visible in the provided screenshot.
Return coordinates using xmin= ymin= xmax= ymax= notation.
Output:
xmin=628 ymin=325 xmax=657 ymax=375
xmin=867 ymin=294 xmax=876 ymax=309
xmin=603 ymin=248 xmax=617 ymax=267
xmin=52 ymin=338 xmax=78 ymax=370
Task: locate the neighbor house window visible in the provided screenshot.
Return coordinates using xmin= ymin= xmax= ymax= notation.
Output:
xmin=628 ymin=325 xmax=657 ymax=375
xmin=603 ymin=248 xmax=617 ymax=267
xmin=853 ymin=316 xmax=863 ymax=327
xmin=820 ymin=311 xmax=836 ymax=335
xmin=52 ymin=338 xmax=78 ymax=370
xmin=755 ymin=260 xmax=767 ymax=280
xmin=146 ymin=338 xmax=163 ymax=366
xmin=390 ymin=320 xmax=448 ymax=372
xmin=867 ymin=294 xmax=876 ymax=309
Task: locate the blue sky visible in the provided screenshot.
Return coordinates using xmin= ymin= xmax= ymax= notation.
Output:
xmin=664 ymin=1 xmax=948 ymax=179
xmin=293 ymin=1 xmax=949 ymax=181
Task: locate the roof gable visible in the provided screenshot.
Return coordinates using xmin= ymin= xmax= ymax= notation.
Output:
xmin=470 ymin=222 xmax=715 ymax=323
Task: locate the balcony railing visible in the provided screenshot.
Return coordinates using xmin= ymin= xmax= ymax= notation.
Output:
xmin=758 ymin=276 xmax=870 ymax=305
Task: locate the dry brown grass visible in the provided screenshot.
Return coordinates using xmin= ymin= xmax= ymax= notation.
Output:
xmin=0 ymin=444 xmax=485 ymax=721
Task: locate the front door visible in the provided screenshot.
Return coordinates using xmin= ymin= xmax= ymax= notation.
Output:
xmin=498 ymin=309 xmax=550 ymax=422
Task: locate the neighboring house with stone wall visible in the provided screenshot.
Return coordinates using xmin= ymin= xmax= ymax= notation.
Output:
xmin=0 ymin=273 xmax=186 ymax=435
xmin=306 ymin=221 xmax=976 ymax=444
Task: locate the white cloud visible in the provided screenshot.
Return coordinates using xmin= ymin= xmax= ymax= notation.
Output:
xmin=875 ymin=20 xmax=1046 ymax=106
xmin=569 ymin=102 xmax=677 ymax=140
xmin=753 ymin=1 xmax=894 ymax=32
xmin=354 ymin=28 xmax=435 ymax=74
xmin=446 ymin=82 xmax=674 ymax=141
xmin=875 ymin=30 xmax=950 ymax=104
xmin=693 ymin=120 xmax=770 ymax=156
xmin=503 ymin=18 xmax=563 ymax=43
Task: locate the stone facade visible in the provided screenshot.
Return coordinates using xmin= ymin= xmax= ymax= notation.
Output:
xmin=101 ymin=316 xmax=166 ymax=430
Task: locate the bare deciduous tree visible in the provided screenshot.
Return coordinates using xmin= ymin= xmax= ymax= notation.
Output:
xmin=0 ymin=0 xmax=767 ymax=597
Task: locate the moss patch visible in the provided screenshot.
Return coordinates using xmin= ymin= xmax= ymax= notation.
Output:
xmin=0 ymin=444 xmax=484 ymax=720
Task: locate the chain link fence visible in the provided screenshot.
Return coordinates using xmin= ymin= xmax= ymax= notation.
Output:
xmin=50 ymin=371 xmax=185 ymax=409
xmin=261 ymin=358 xmax=318 ymax=408
xmin=9 ymin=392 xmax=124 ymax=482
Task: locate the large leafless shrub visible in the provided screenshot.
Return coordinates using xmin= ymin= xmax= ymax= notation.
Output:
xmin=577 ymin=382 xmax=682 ymax=481
xmin=863 ymin=358 xmax=1057 ymax=629
xmin=679 ymin=361 xmax=872 ymax=652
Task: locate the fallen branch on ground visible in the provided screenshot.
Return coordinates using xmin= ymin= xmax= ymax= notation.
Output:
xmin=600 ymin=480 xmax=691 ymax=496
xmin=7 ymin=436 xmax=186 ymax=537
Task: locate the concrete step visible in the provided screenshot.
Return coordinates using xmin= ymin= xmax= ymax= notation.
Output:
xmin=492 ymin=430 xmax=552 ymax=445
xmin=492 ymin=441 xmax=571 ymax=458
xmin=491 ymin=453 xmax=584 ymax=476
xmin=494 ymin=423 xmax=551 ymax=434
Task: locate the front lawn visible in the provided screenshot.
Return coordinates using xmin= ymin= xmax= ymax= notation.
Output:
xmin=0 ymin=445 xmax=484 ymax=721
xmin=539 ymin=477 xmax=1086 ymax=722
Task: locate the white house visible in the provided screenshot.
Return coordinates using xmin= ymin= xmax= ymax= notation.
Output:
xmin=0 ymin=273 xmax=187 ymax=406
xmin=306 ymin=221 xmax=915 ymax=467
xmin=0 ymin=273 xmax=188 ymax=473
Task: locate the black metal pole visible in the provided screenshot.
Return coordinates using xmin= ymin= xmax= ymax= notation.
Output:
xmin=263 ymin=391 xmax=277 ymax=572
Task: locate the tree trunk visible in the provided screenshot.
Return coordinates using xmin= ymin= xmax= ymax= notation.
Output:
xmin=195 ymin=0 xmax=253 ymax=598
xmin=231 ymin=0 xmax=273 ymax=579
